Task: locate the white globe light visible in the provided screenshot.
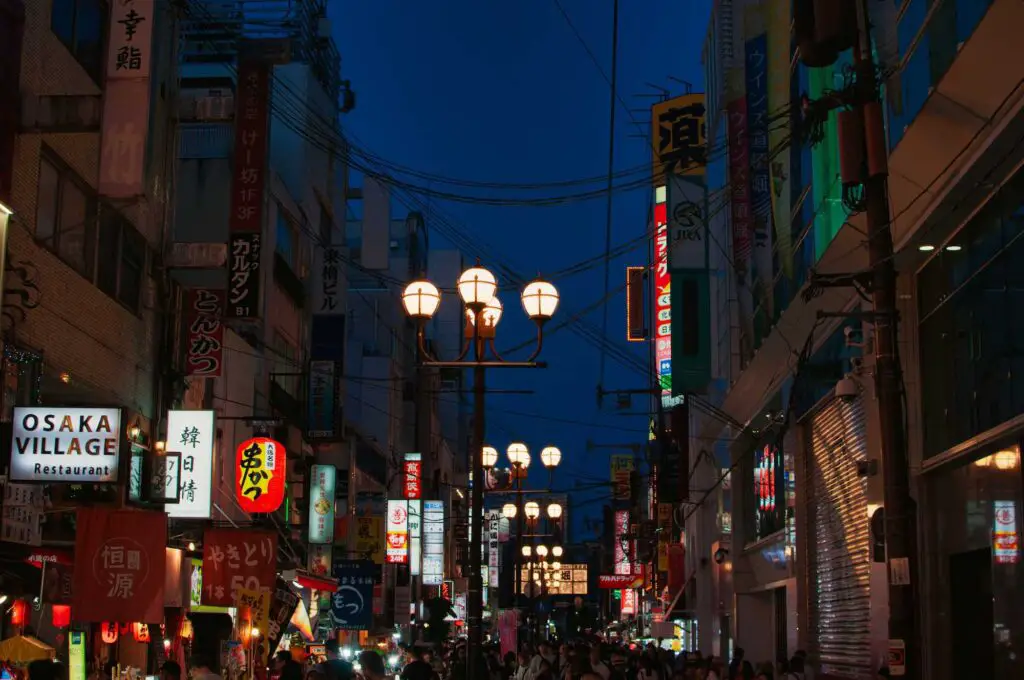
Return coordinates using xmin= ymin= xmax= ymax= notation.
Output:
xmin=402 ymin=280 xmax=441 ymax=318
xmin=502 ymin=502 xmax=518 ymax=519
xmin=524 ymin=501 xmax=540 ymax=520
xmin=536 ymin=545 xmax=549 ymax=558
xmin=547 ymin=503 xmax=563 ymax=519
xmin=507 ymin=442 xmax=531 ymax=469
xmin=521 ymin=545 xmax=532 ymax=557
xmin=482 ymin=446 xmax=499 ymax=468
xmin=540 ymin=446 xmax=562 ymax=468
xmin=552 ymin=546 xmax=563 ymax=558
xmin=457 ymin=266 xmax=497 ymax=306
xmin=521 ymin=279 xmax=559 ymax=320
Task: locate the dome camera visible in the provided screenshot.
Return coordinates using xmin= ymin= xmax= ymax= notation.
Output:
xmin=836 ymin=375 xmax=859 ymax=402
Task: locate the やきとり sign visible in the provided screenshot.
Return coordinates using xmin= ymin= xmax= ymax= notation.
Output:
xmin=9 ymin=407 xmax=123 ymax=483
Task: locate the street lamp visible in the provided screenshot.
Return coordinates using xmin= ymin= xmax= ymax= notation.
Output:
xmin=552 ymin=545 xmax=564 ymax=558
xmin=536 ymin=545 xmax=549 ymax=558
xmin=402 ymin=265 xmax=558 ymax=679
xmin=547 ymin=503 xmax=563 ymax=520
xmin=502 ymin=503 xmax=517 ymax=518
xmin=540 ymin=446 xmax=562 ymax=468
xmin=482 ymin=446 xmax=499 ymax=469
xmin=524 ymin=501 xmax=541 ymax=521
xmin=508 ymin=442 xmax=531 ymax=468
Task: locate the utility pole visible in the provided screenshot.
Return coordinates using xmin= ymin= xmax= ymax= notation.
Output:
xmin=467 ymin=363 xmax=485 ymax=680
xmin=852 ymin=0 xmax=919 ymax=676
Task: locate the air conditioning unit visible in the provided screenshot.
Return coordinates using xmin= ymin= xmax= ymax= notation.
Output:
xmin=195 ymin=95 xmax=234 ymax=121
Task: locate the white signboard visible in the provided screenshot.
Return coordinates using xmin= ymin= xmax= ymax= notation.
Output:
xmin=1 ymin=482 xmax=43 ymax=546
xmin=10 ymin=407 xmax=122 ymax=482
xmin=165 ymin=410 xmax=215 ymax=519
xmin=667 ymin=174 xmax=707 ymax=270
xmin=409 ymin=500 xmax=422 ymax=576
xmin=422 ymin=500 xmax=445 ymax=586
xmin=386 ymin=499 xmax=409 ymax=563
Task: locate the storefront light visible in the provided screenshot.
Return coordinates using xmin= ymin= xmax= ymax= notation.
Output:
xmin=994 ymin=449 xmax=1019 ymax=470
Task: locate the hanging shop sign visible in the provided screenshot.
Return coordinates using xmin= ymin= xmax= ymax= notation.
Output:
xmin=72 ymin=508 xmax=167 ymax=623
xmin=653 ymin=200 xmax=675 ymax=406
xmin=355 ymin=516 xmax=384 ymax=565
xmin=306 ymin=360 xmax=340 ymax=441
xmin=385 ymin=500 xmax=409 ymax=564
xmin=598 ymin=573 xmax=644 ymax=589
xmin=422 ymin=500 xmax=445 ymax=586
xmin=312 ymin=245 xmax=344 ymax=315
xmin=308 ymin=464 xmax=336 ymax=544
xmin=147 ymin=452 xmax=181 ymax=504
xmin=331 ymin=560 xmax=374 ymax=631
xmin=745 ymin=32 xmax=774 ymax=326
xmin=235 ymin=437 xmax=286 ymax=513
xmin=403 ymin=452 xmax=422 ymax=499
xmin=226 ymin=59 xmax=270 ymax=319
xmin=166 ymin=410 xmax=215 ymax=518
xmin=2 ymin=482 xmax=43 ymax=546
xmin=200 ymin=528 xmax=277 ymax=606
xmin=651 ymin=93 xmax=707 ymax=183
xmin=264 ymin=579 xmax=300 ymax=664
xmin=10 ymin=407 xmax=122 ymax=483
xmin=185 ymin=289 xmax=225 ymax=377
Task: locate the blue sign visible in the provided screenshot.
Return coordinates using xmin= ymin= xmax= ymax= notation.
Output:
xmin=331 ymin=560 xmax=375 ymax=630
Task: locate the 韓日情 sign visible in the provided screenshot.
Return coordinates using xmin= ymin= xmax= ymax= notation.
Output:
xmin=166 ymin=410 xmax=215 ymax=519
xmin=200 ymin=528 xmax=277 ymax=606
xmin=308 ymin=464 xmax=336 ymax=544
xmin=235 ymin=437 xmax=286 ymax=513
xmin=185 ymin=289 xmax=225 ymax=377
xmin=72 ymin=508 xmax=167 ymax=623
xmin=10 ymin=407 xmax=122 ymax=483
xmin=385 ymin=500 xmax=409 ymax=564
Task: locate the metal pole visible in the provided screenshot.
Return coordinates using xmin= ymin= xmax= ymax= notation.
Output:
xmin=854 ymin=0 xmax=919 ymax=676
xmin=467 ymin=362 xmax=486 ymax=680
xmin=515 ymin=469 xmax=524 ymax=614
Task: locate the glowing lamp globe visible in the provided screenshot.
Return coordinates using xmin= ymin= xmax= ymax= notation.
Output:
xmin=521 ymin=279 xmax=559 ymax=320
xmin=540 ymin=446 xmax=562 ymax=468
xmin=502 ymin=503 xmax=518 ymax=519
xmin=457 ymin=266 xmax=497 ymax=307
xmin=552 ymin=546 xmax=564 ymax=558
xmin=482 ymin=446 xmax=499 ymax=468
xmin=524 ymin=501 xmax=540 ymax=520
xmin=402 ymin=280 xmax=441 ymax=319
xmin=507 ymin=442 xmax=530 ymax=468
xmin=547 ymin=503 xmax=563 ymax=519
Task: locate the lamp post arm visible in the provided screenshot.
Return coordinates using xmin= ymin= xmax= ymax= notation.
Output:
xmin=525 ymin=322 xmax=545 ymax=363
xmin=415 ymin=322 xmax=474 ymax=363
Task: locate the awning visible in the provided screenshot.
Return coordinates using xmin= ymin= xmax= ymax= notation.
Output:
xmin=0 ymin=636 xmax=56 ymax=664
xmin=296 ymin=574 xmax=337 ymax=592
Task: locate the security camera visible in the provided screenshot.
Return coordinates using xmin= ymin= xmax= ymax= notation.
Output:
xmin=836 ymin=375 xmax=859 ymax=402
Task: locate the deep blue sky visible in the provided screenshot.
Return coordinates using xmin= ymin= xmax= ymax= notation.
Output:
xmin=333 ymin=0 xmax=712 ymax=539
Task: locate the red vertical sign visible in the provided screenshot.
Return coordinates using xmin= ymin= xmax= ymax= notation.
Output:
xmin=185 ymin=289 xmax=225 ymax=377
xmin=227 ymin=60 xmax=270 ymax=319
xmin=727 ymin=98 xmax=752 ymax=275
xmin=403 ymin=460 xmax=422 ymax=499
xmin=654 ymin=201 xmax=671 ymax=398
xmin=72 ymin=508 xmax=167 ymax=623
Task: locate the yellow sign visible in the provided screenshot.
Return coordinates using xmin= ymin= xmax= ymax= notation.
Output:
xmin=611 ymin=454 xmax=635 ymax=501
xmin=235 ymin=586 xmax=271 ymax=661
xmin=658 ymin=542 xmax=669 ymax=572
xmin=355 ymin=516 xmax=385 ymax=564
xmin=651 ymin=93 xmax=707 ymax=183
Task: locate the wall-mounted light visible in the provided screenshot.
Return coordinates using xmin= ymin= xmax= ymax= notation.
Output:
xmin=128 ymin=419 xmax=142 ymax=441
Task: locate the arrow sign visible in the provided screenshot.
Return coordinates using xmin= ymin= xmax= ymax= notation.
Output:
xmin=598 ymin=574 xmax=644 ymax=589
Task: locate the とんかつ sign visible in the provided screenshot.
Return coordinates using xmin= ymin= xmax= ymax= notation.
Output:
xmin=10 ymin=407 xmax=122 ymax=483
xmin=235 ymin=437 xmax=286 ymax=513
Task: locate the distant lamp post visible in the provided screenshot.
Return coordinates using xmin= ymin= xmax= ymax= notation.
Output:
xmin=401 ymin=265 xmax=558 ymax=678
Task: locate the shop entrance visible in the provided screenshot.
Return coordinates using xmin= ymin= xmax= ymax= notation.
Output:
xmin=949 ymin=548 xmax=994 ymax=679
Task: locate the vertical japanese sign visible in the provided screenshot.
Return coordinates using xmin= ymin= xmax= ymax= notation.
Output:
xmin=313 ymin=244 xmax=343 ymax=315
xmin=768 ymin=1 xmax=792 ymax=278
xmin=165 ymin=410 xmax=215 ymax=519
xmin=69 ymin=632 xmax=85 ymax=680
xmin=72 ymin=508 xmax=167 ymax=622
xmin=98 ymin=0 xmax=154 ymax=198
xmin=385 ymin=500 xmax=409 ymax=564
xmin=307 ymin=360 xmax=339 ymax=441
xmin=745 ymin=31 xmax=774 ymax=332
xmin=614 ymin=510 xmax=632 ymax=575
xmin=409 ymin=499 xmax=422 ymax=576
xmin=227 ymin=60 xmax=270 ymax=319
xmin=403 ymin=452 xmax=422 ymax=499
xmin=308 ymin=464 xmax=336 ymax=544
xmin=308 ymin=544 xmax=332 ymax=576
xmin=653 ymin=198 xmax=673 ymax=403
xmin=200 ymin=529 xmax=277 ymax=606
xmin=355 ymin=517 xmax=385 ymax=565
xmin=610 ymin=454 xmax=634 ymax=501
xmin=185 ymin=289 xmax=225 ymax=377
xmin=235 ymin=437 xmax=286 ymax=513
xmin=331 ymin=560 xmax=374 ymax=630
xmin=487 ymin=510 xmax=500 ymax=587
xmin=994 ymin=500 xmax=1020 ymax=564
xmin=651 ymin=95 xmax=707 ymax=185
xmin=1 ymin=482 xmax=43 ymax=546
xmin=422 ymin=501 xmax=445 ymax=586
xmin=728 ymin=94 xmax=755 ymax=353
xmin=265 ymin=580 xmax=300 ymax=662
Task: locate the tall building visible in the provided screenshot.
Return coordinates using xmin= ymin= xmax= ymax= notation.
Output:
xmin=693 ymin=0 xmax=1024 ymax=677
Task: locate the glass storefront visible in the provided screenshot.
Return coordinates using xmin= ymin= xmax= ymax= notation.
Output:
xmin=923 ymin=444 xmax=1024 ymax=679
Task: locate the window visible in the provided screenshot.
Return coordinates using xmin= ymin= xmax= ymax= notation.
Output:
xmin=276 ymin=205 xmax=298 ymax=269
xmin=51 ymin=0 xmax=107 ymax=84
xmin=36 ymin=153 xmax=96 ymax=278
xmin=97 ymin=207 xmax=146 ymax=312
xmin=35 ymin=150 xmax=146 ymax=314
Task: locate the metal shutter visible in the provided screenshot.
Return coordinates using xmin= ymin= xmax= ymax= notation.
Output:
xmin=806 ymin=396 xmax=872 ymax=679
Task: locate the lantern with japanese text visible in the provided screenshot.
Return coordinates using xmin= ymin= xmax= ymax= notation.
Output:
xmin=133 ymin=623 xmax=150 ymax=643
xmin=10 ymin=600 xmax=26 ymax=626
xmin=101 ymin=622 xmax=119 ymax=644
xmin=235 ymin=437 xmax=286 ymax=513
xmin=51 ymin=605 xmax=71 ymax=628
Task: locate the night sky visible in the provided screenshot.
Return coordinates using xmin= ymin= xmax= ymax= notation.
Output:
xmin=334 ymin=0 xmax=712 ymax=538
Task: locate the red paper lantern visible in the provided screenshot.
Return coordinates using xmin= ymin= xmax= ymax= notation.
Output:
xmin=51 ymin=605 xmax=71 ymax=628
xmin=235 ymin=437 xmax=286 ymax=513
xmin=101 ymin=622 xmax=119 ymax=644
xmin=133 ymin=623 xmax=150 ymax=643
xmin=10 ymin=600 xmax=26 ymax=626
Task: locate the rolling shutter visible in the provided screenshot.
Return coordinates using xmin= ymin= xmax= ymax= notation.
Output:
xmin=806 ymin=396 xmax=872 ymax=679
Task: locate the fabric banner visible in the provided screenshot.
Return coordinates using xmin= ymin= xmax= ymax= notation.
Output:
xmin=264 ymin=579 xmax=301 ymax=661
xmin=200 ymin=529 xmax=277 ymax=606
xmin=72 ymin=508 xmax=167 ymax=623
xmin=331 ymin=560 xmax=374 ymax=631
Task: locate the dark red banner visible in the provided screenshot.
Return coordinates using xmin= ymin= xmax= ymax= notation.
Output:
xmin=403 ymin=460 xmax=421 ymax=499
xmin=668 ymin=543 xmax=686 ymax=594
xmin=598 ymin=574 xmax=644 ymax=589
xmin=201 ymin=528 xmax=277 ymax=606
xmin=72 ymin=508 xmax=167 ymax=623
xmin=727 ymin=97 xmax=752 ymax=277
xmin=185 ymin=289 xmax=225 ymax=377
